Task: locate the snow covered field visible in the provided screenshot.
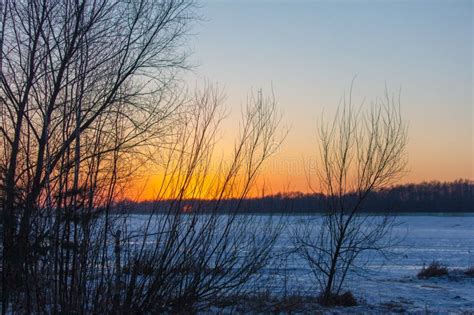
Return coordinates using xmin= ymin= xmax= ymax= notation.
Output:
xmin=267 ymin=214 xmax=474 ymax=313
xmin=128 ymin=213 xmax=474 ymax=312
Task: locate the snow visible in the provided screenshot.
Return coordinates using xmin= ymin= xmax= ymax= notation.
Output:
xmin=268 ymin=214 xmax=474 ymax=313
xmin=127 ymin=213 xmax=474 ymax=312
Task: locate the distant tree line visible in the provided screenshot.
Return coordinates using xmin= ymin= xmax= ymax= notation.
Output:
xmin=361 ymin=179 xmax=473 ymax=213
xmin=125 ymin=179 xmax=473 ymax=214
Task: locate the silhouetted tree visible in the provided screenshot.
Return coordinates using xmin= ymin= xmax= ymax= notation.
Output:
xmin=0 ymin=0 xmax=285 ymax=311
xmin=294 ymin=86 xmax=408 ymax=306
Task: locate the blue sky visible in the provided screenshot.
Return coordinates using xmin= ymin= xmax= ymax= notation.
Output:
xmin=184 ymin=0 xmax=472 ymax=191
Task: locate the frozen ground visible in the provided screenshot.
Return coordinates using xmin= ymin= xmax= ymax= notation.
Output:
xmin=128 ymin=213 xmax=474 ymax=313
xmin=266 ymin=214 xmax=474 ymax=313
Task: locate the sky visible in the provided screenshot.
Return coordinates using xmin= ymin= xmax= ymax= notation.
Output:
xmin=135 ymin=0 xmax=473 ymax=198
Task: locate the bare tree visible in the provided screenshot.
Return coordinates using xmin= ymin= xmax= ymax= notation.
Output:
xmin=0 ymin=0 xmax=285 ymax=312
xmin=107 ymin=86 xmax=284 ymax=313
xmin=294 ymin=85 xmax=408 ymax=306
xmin=0 ymin=0 xmax=194 ymax=312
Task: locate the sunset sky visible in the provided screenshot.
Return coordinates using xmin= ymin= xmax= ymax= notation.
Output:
xmin=135 ymin=0 xmax=472 ymax=199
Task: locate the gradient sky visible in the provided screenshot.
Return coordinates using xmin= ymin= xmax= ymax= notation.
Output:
xmin=138 ymin=0 xmax=473 ymax=198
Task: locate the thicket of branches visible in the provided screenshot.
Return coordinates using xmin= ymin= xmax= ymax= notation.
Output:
xmin=0 ymin=0 xmax=416 ymax=312
xmin=0 ymin=0 xmax=284 ymax=313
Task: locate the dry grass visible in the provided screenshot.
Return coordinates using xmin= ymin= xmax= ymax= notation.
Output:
xmin=319 ymin=291 xmax=358 ymax=307
xmin=215 ymin=292 xmax=326 ymax=313
xmin=209 ymin=289 xmax=364 ymax=312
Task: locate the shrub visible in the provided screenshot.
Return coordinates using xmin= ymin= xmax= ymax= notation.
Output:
xmin=464 ymin=267 xmax=474 ymax=277
xmin=417 ymin=261 xmax=448 ymax=279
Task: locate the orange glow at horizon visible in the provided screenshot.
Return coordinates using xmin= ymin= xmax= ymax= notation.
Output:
xmin=123 ymin=150 xmax=473 ymax=202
